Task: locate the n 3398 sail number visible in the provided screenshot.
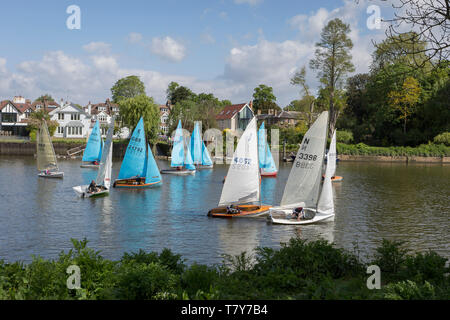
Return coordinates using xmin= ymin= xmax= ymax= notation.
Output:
xmin=295 ymin=153 xmax=317 ymax=169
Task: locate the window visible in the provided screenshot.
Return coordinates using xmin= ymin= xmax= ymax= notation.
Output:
xmin=71 ymin=114 xmax=80 ymax=121
xmin=57 ymin=127 xmax=63 ymax=134
xmin=58 ymin=113 xmax=64 ymax=120
xmin=2 ymin=113 xmax=17 ymax=123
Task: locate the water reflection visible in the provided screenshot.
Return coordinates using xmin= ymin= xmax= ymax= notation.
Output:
xmin=0 ymin=156 xmax=448 ymax=264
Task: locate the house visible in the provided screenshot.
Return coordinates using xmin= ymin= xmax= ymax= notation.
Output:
xmin=49 ymin=102 xmax=91 ymax=138
xmin=256 ymin=109 xmax=315 ymax=127
xmin=84 ymin=99 xmax=120 ymax=135
xmin=159 ymin=102 xmax=171 ymax=137
xmin=0 ymin=96 xmax=34 ymax=136
xmin=216 ymin=101 xmax=254 ymax=132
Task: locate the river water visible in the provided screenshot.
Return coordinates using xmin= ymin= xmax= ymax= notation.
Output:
xmin=0 ymin=156 xmax=449 ymax=264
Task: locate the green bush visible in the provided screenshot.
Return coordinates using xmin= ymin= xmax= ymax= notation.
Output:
xmin=181 ymin=263 xmax=219 ymax=298
xmin=336 ymin=142 xmax=450 ymax=156
xmin=383 ymin=280 xmax=436 ymax=300
xmin=336 ymin=130 xmax=354 ymax=144
xmin=433 ymin=132 xmax=450 ymax=146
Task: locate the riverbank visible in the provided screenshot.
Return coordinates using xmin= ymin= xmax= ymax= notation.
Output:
xmin=0 ymin=238 xmax=448 ymax=300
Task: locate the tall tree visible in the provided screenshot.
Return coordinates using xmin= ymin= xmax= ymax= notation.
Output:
xmin=380 ymin=0 xmax=450 ymax=68
xmin=111 ymin=76 xmax=146 ymax=103
xmin=252 ymin=84 xmax=280 ymax=114
xmin=310 ymin=18 xmax=355 ymax=136
xmin=388 ymin=76 xmax=421 ymax=134
xmin=118 ymin=94 xmax=160 ymax=143
xmin=166 ymin=83 xmax=195 ymax=105
xmin=35 ymin=94 xmax=55 ymax=103
xmin=290 ymin=66 xmax=316 ymax=126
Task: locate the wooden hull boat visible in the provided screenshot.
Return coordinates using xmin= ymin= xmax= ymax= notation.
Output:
xmin=113 ymin=178 xmax=162 ymax=188
xmin=269 ymin=209 xmax=335 ymax=225
xmin=73 ymin=185 xmax=109 ymax=198
xmin=160 ymin=169 xmax=195 ymax=175
xmin=38 ymin=171 xmax=64 ymax=178
xmin=207 ymin=204 xmax=272 ymax=218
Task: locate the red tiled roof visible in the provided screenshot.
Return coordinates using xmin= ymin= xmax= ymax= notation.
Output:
xmin=87 ymin=99 xmax=119 ymax=115
xmin=216 ymin=103 xmax=246 ymax=120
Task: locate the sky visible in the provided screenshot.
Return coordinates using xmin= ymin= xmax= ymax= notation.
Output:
xmin=0 ymin=0 xmax=397 ymax=107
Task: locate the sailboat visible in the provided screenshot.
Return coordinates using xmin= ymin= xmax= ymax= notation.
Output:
xmin=258 ymin=122 xmax=277 ymax=177
xmin=73 ymin=118 xmax=114 ymax=198
xmin=208 ymin=117 xmax=271 ymax=218
xmin=269 ymin=111 xmax=335 ymax=225
xmin=36 ymin=120 xmax=64 ymax=178
xmin=80 ymin=120 xmax=103 ymax=168
xmin=113 ymin=117 xmax=162 ymax=188
xmin=327 ymin=135 xmax=343 ymax=182
xmin=190 ymin=121 xmax=213 ymax=169
xmin=160 ymin=120 xmax=196 ymax=175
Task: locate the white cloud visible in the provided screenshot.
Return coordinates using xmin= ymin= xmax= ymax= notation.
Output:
xmin=82 ymin=42 xmax=111 ymax=55
xmin=151 ymin=36 xmax=186 ymax=62
xmin=234 ymin=0 xmax=263 ymax=6
xmin=0 ymin=57 xmax=6 ymax=73
xmin=201 ymin=32 xmax=216 ymax=44
xmin=127 ymin=32 xmax=143 ymax=44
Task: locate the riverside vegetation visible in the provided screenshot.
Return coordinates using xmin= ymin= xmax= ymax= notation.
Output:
xmin=0 ymin=238 xmax=448 ymax=300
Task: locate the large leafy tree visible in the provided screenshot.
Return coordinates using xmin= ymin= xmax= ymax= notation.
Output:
xmin=166 ymin=82 xmax=195 ymax=105
xmin=310 ymin=18 xmax=355 ymax=136
xmin=27 ymin=110 xmax=59 ymax=136
xmin=111 ymin=76 xmax=146 ymax=103
xmin=252 ymin=84 xmax=280 ymax=113
xmin=118 ymin=94 xmax=160 ymax=143
xmin=388 ymin=76 xmax=421 ymax=134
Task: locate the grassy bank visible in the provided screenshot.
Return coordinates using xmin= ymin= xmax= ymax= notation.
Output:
xmin=1 ymin=238 xmax=448 ymax=300
xmin=337 ymin=143 xmax=450 ymax=157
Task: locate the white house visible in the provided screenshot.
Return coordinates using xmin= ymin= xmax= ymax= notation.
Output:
xmin=49 ymin=103 xmax=91 ymax=138
xmin=84 ymin=99 xmax=129 ymax=139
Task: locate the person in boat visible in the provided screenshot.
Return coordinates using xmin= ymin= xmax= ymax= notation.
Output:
xmin=92 ymin=160 xmax=99 ymax=165
xmin=45 ymin=169 xmax=49 ymax=175
xmin=88 ymin=180 xmax=98 ymax=193
xmin=292 ymin=207 xmax=304 ymax=220
xmin=226 ymin=204 xmax=240 ymax=214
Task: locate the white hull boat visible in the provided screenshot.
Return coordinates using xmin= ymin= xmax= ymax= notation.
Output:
xmin=38 ymin=171 xmax=64 ymax=178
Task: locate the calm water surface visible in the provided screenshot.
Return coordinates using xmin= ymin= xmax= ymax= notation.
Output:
xmin=0 ymin=156 xmax=449 ymax=264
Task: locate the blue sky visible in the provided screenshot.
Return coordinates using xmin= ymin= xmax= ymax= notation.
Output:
xmin=0 ymin=0 xmax=394 ymax=106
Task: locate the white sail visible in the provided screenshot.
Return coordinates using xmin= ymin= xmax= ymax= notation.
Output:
xmin=96 ymin=118 xmax=114 ymax=187
xmin=280 ymin=111 xmax=329 ymax=208
xmin=37 ymin=121 xmax=58 ymax=172
xmin=317 ymin=130 xmax=336 ymax=214
xmin=219 ymin=117 xmax=260 ymax=206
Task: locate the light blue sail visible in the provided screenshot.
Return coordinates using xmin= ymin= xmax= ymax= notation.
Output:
xmin=117 ymin=118 xmax=146 ymax=179
xmin=171 ymin=120 xmax=184 ymax=167
xmin=144 ymin=144 xmax=162 ymax=184
xmin=263 ymin=143 xmax=277 ymax=173
xmin=201 ymin=141 xmax=213 ymax=166
xmin=184 ymin=138 xmax=196 ymax=171
xmin=190 ymin=122 xmax=202 ymax=165
xmin=258 ymin=122 xmax=268 ymax=168
xmin=82 ymin=120 xmax=102 ymax=162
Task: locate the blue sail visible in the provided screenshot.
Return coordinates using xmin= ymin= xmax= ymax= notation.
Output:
xmin=257 ymin=122 xmax=269 ymax=168
xmin=264 ymin=143 xmax=277 ymax=173
xmin=184 ymin=137 xmax=196 ymax=170
xmin=144 ymin=144 xmax=162 ymax=184
xmin=117 ymin=117 xmax=147 ymax=179
xmin=171 ymin=120 xmax=184 ymax=167
xmin=82 ymin=120 xmax=102 ymax=162
xmin=190 ymin=122 xmax=202 ymax=165
xmin=201 ymin=141 xmax=213 ymax=166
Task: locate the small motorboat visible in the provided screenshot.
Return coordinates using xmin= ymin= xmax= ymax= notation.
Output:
xmin=38 ymin=171 xmax=64 ymax=178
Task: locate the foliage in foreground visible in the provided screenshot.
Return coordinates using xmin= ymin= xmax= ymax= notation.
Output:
xmin=336 ymin=142 xmax=450 ymax=157
xmin=0 ymin=238 xmax=448 ymax=300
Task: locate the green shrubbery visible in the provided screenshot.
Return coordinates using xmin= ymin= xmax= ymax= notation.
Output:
xmin=433 ymin=132 xmax=450 ymax=146
xmin=336 ymin=130 xmax=354 ymax=144
xmin=0 ymin=238 xmax=448 ymax=300
xmin=337 ymin=142 xmax=450 ymax=157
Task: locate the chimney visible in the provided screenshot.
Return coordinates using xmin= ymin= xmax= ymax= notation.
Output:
xmin=249 ymin=100 xmax=253 ymax=110
xmin=88 ymin=102 xmax=92 ymax=115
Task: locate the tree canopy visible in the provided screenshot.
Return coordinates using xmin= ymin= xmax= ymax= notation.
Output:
xmin=111 ymin=76 xmax=146 ymax=103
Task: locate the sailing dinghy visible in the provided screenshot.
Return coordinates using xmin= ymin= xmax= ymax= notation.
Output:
xmin=327 ymin=134 xmax=342 ymax=182
xmin=113 ymin=117 xmax=162 ymax=188
xmin=73 ymin=118 xmax=114 ymax=198
xmin=208 ymin=117 xmax=271 ymax=218
xmin=258 ymin=122 xmax=277 ymax=177
xmin=36 ymin=120 xmax=64 ymax=178
xmin=160 ymin=120 xmax=196 ymax=175
xmin=80 ymin=120 xmax=103 ymax=168
xmin=269 ymin=112 xmax=335 ymax=225
xmin=191 ymin=121 xmax=213 ymax=169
